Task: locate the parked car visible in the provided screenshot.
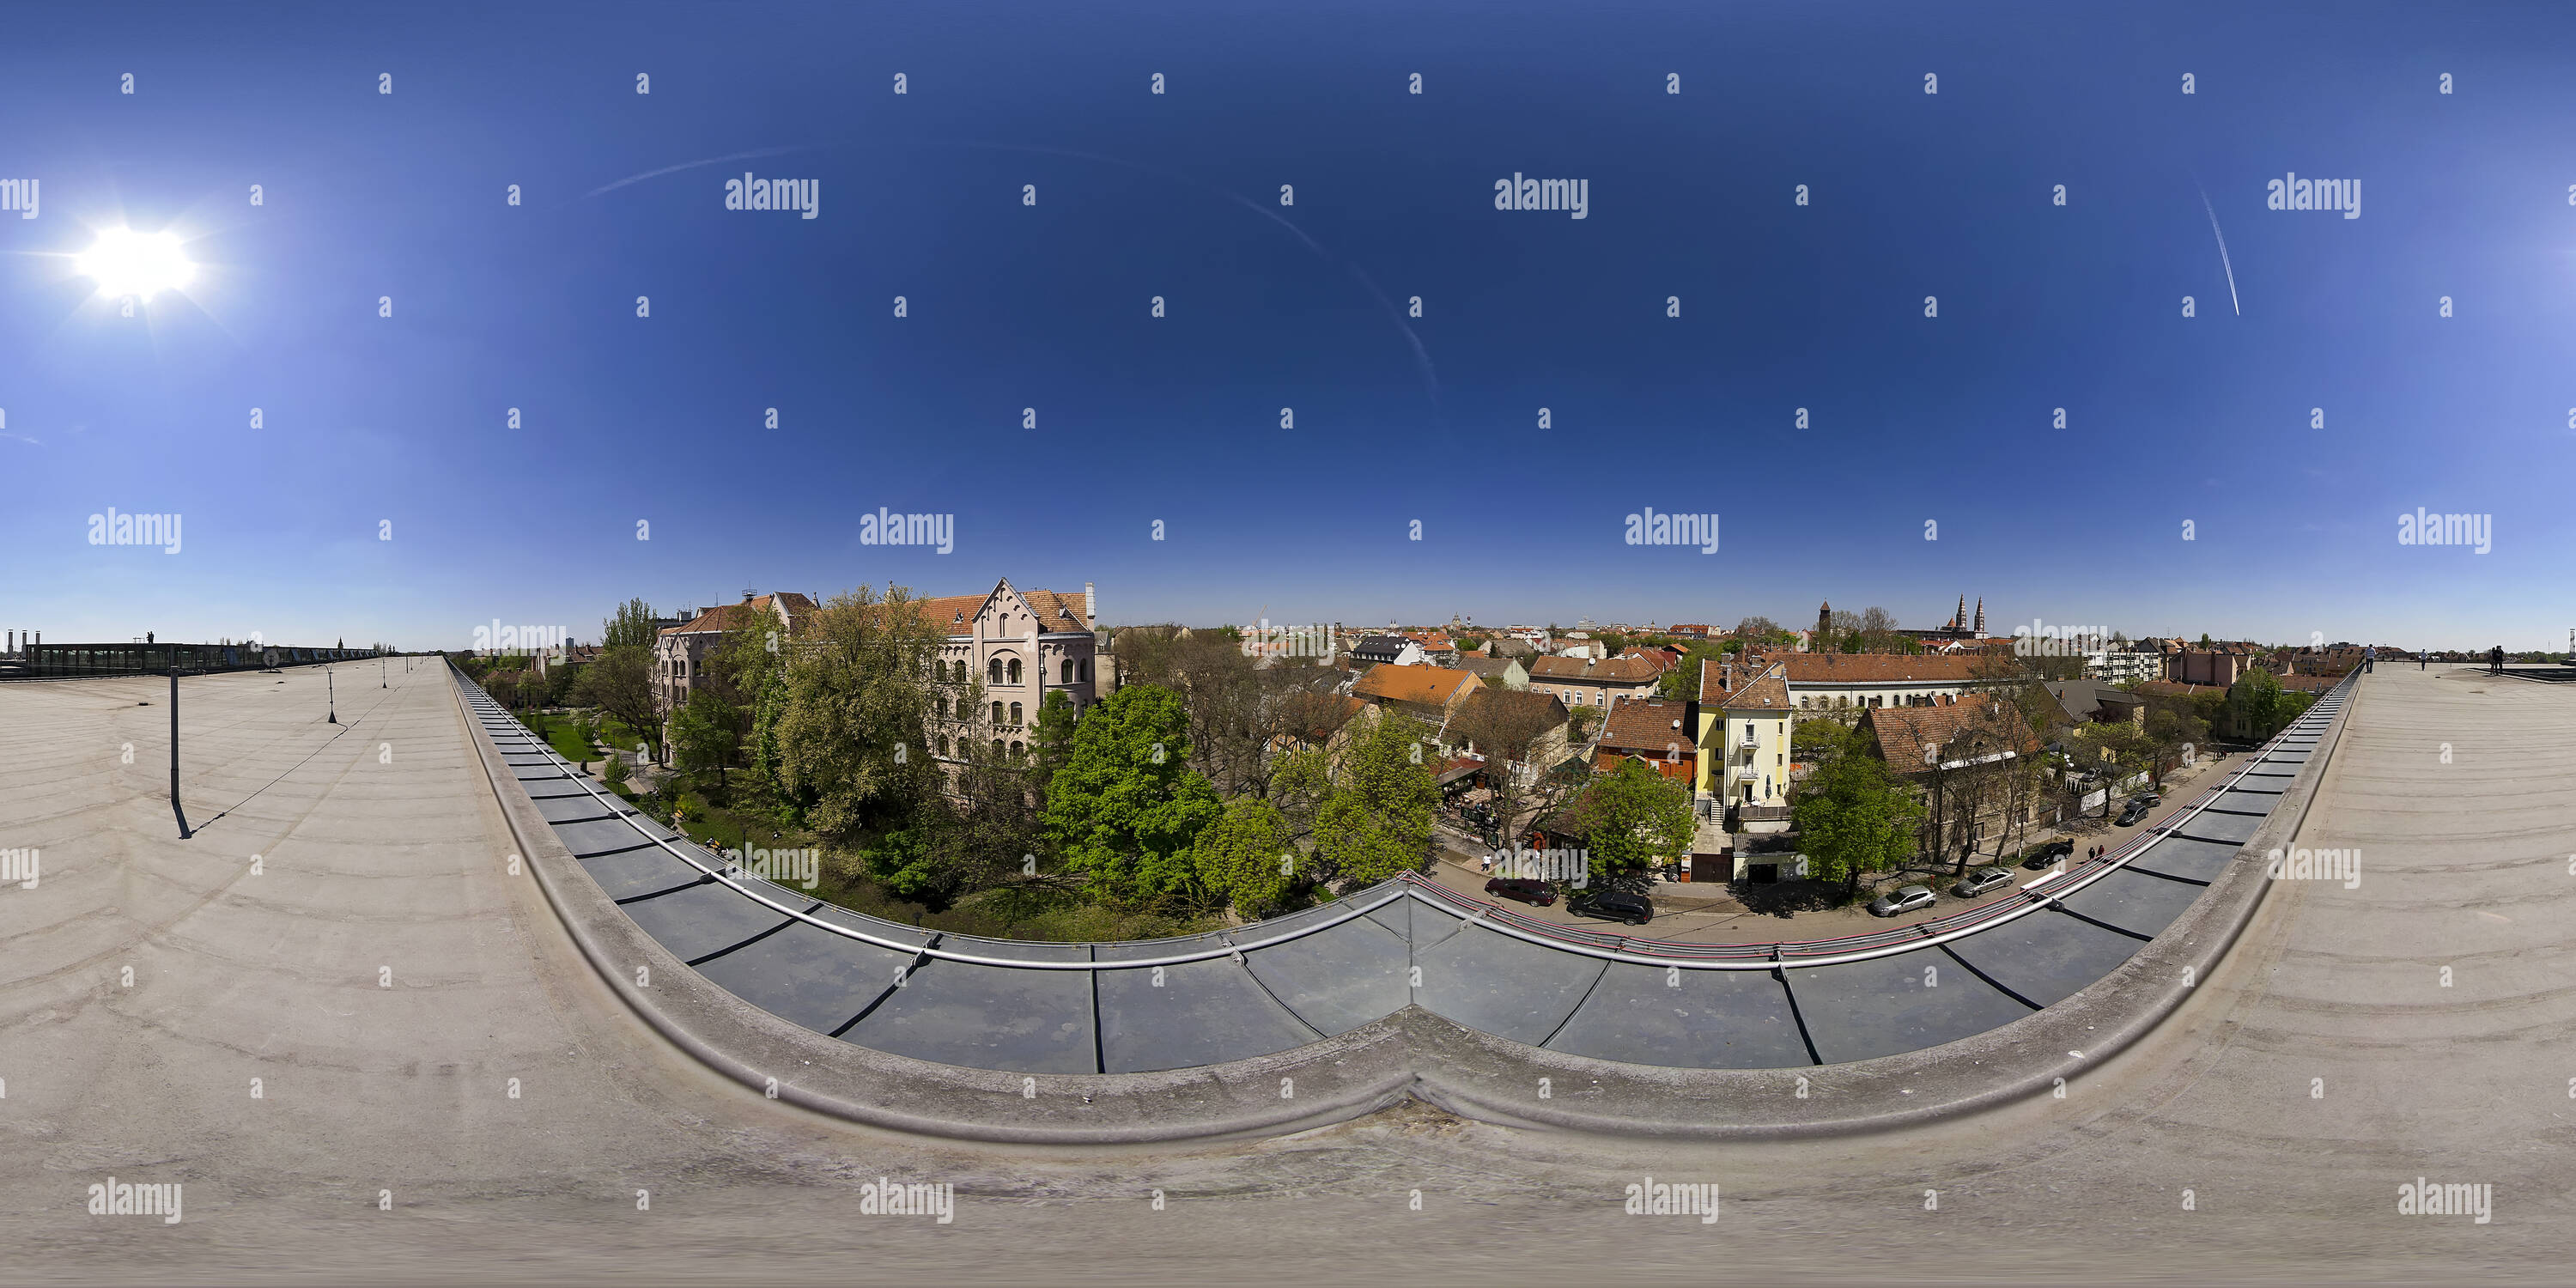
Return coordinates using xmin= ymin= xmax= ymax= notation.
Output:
xmin=2116 ymin=800 xmax=2151 ymax=827
xmin=1867 ymin=884 xmax=1936 ymax=917
xmin=1568 ymin=889 xmax=1654 ymax=926
xmin=2129 ymin=792 xmax=2161 ymax=808
xmin=1953 ymin=866 xmax=2014 ymax=898
xmin=1484 ymin=876 xmax=1556 ymax=907
xmin=2020 ymin=839 xmax=2075 ymax=871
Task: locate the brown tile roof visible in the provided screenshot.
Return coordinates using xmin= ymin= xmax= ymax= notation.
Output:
xmin=1528 ymin=655 xmax=1659 ymax=683
xmin=1875 ymin=696 xmax=2030 ymax=762
xmin=2136 ymin=680 xmax=2219 ymax=699
xmin=1449 ymin=655 xmax=1516 ymax=678
xmin=1860 ymin=694 xmax=2038 ymax=765
xmin=1598 ymin=696 xmax=1694 ymax=754
xmin=913 ymin=582 xmax=1096 ymax=635
xmin=1352 ymin=663 xmax=1477 ymax=707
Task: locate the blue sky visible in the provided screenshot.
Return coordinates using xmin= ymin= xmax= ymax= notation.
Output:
xmin=2 ymin=1 xmax=2569 ymax=652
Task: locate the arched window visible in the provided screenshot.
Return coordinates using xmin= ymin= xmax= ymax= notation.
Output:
xmin=990 ymin=701 xmax=1004 ymax=725
xmin=1011 ymin=740 xmax=1024 ymax=757
xmin=1079 ymin=659 xmax=1091 ymax=682
xmin=951 ymin=659 xmax=964 ymax=683
xmin=1006 ymin=658 xmax=1022 ymax=684
xmin=1009 ymin=702 xmax=1023 ymax=725
xmin=937 ymin=736 xmax=949 ymax=756
xmin=1060 ymin=659 xmax=1074 ymax=683
xmin=993 ymin=738 xmax=1005 ymax=755
xmin=987 ymin=658 xmax=1003 ymax=683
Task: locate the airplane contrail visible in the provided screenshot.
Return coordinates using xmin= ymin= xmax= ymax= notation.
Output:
xmin=2198 ymin=184 xmax=2240 ymax=317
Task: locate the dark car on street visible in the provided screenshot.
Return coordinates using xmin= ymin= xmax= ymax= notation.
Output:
xmin=1867 ymin=884 xmax=1937 ymax=917
xmin=2020 ymin=839 xmax=2075 ymax=871
xmin=1484 ymin=876 xmax=1556 ymax=907
xmin=1568 ymin=889 xmax=1654 ymax=926
xmin=1953 ymin=866 xmax=2014 ymax=898
xmin=2116 ymin=800 xmax=2152 ymax=827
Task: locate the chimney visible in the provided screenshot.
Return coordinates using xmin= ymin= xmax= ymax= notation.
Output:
xmin=1084 ymin=581 xmax=1096 ymax=623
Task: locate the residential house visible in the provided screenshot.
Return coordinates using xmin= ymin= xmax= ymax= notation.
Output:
xmin=1748 ymin=651 xmax=1989 ymax=715
xmin=1526 ymin=654 xmax=1661 ymax=709
xmin=1351 ymin=661 xmax=1480 ymax=726
xmin=1447 ymin=687 xmax=1573 ymax=774
xmin=1447 ymin=653 xmax=1529 ymax=690
xmin=1349 ymin=635 xmax=1427 ymax=668
xmin=1596 ymin=696 xmax=1696 ymax=783
xmin=1695 ymin=659 xmax=1795 ymax=823
xmin=2045 ymin=678 xmax=2144 ymax=727
xmin=1858 ymin=692 xmax=2046 ymax=865
xmin=654 ymin=592 xmax=819 ymax=719
xmin=922 ymin=579 xmax=1103 ymax=762
xmin=1486 ymin=636 xmax=1537 ymax=659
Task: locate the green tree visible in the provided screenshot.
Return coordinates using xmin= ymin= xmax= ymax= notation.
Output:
xmin=1042 ymin=683 xmax=1223 ymax=908
xmin=603 ymin=598 xmax=662 ymax=650
xmin=1659 ymin=644 xmax=1728 ymax=698
xmin=1792 ymin=716 xmax=1862 ymax=764
xmin=773 ymin=586 xmax=944 ymax=842
xmin=1189 ymin=796 xmax=1302 ymax=918
xmin=1560 ymin=758 xmax=1695 ymax=887
xmin=574 ymin=646 xmax=663 ymax=763
xmin=670 ymin=687 xmax=743 ymax=793
xmin=1309 ymin=711 xmax=1438 ymax=888
xmin=1792 ymin=754 xmax=1924 ymax=896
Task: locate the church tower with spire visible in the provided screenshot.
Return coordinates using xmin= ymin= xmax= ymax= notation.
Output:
xmin=1817 ymin=600 xmax=1832 ymax=653
xmin=1972 ymin=598 xmax=1986 ymax=638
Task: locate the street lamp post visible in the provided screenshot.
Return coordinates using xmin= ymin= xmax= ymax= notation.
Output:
xmin=171 ymin=645 xmax=191 ymax=839
xmin=328 ymin=666 xmax=338 ymax=725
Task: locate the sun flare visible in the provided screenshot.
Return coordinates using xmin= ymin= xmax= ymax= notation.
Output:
xmin=76 ymin=228 xmax=197 ymax=300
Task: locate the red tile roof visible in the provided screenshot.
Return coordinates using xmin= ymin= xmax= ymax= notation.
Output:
xmin=1352 ymin=663 xmax=1477 ymax=707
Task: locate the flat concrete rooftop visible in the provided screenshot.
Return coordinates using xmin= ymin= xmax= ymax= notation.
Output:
xmin=1 ymin=664 xmax=2569 ymax=1281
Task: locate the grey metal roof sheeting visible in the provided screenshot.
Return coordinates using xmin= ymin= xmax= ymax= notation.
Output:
xmin=459 ymin=675 xmax=2346 ymax=1076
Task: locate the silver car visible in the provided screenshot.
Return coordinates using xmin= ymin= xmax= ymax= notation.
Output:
xmin=1953 ymin=866 xmax=2014 ymax=898
xmin=1868 ymin=884 xmax=1936 ymax=917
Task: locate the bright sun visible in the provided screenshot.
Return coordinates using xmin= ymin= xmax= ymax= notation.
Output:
xmin=76 ymin=228 xmax=196 ymax=300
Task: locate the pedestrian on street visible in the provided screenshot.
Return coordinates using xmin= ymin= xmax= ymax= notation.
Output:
xmin=2363 ymin=645 xmax=2375 ymax=674
xmin=2492 ymin=645 xmax=2506 ymax=675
